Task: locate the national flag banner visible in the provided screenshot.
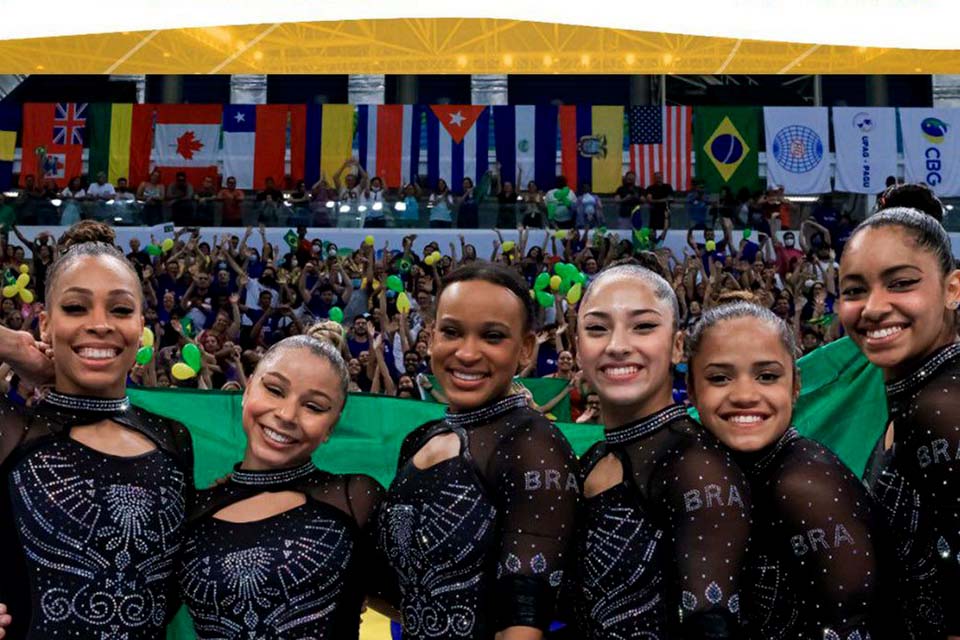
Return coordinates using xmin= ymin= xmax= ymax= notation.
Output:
xmin=357 ymin=104 xmax=421 ymax=188
xmin=425 ymin=105 xmax=490 ymax=189
xmin=52 ymin=102 xmax=87 ymax=145
xmin=832 ymin=107 xmax=897 ymax=194
xmin=899 ymin=108 xmax=960 ymax=197
xmin=152 ymin=104 xmax=222 ymax=185
xmin=628 ymin=105 xmax=693 ymax=190
xmin=20 ymin=103 xmax=82 ymax=188
xmin=39 ymin=144 xmax=82 ymax=185
xmin=559 ymin=105 xmax=624 ymax=193
xmin=493 ymin=105 xmax=558 ymax=191
xmin=222 ymin=104 xmax=289 ymax=190
xmin=86 ymin=103 xmax=153 ymax=185
xmin=0 ymin=103 xmax=20 ymax=190
xmin=292 ymin=104 xmax=356 ymax=188
xmin=763 ymin=107 xmax=832 ymax=195
xmin=693 ymin=106 xmax=760 ymax=193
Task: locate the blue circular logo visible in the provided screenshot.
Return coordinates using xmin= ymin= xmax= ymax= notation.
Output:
xmin=921 ymin=117 xmax=948 ymax=144
xmin=710 ymin=134 xmax=744 ymax=165
xmin=772 ymin=125 xmax=824 ymax=174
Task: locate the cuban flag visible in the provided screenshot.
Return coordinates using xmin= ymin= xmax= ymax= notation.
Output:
xmin=52 ymin=102 xmax=86 ymax=145
xmin=425 ymin=105 xmax=490 ymax=190
xmin=494 ymin=105 xmax=558 ymax=190
xmin=356 ymin=104 xmax=422 ymax=188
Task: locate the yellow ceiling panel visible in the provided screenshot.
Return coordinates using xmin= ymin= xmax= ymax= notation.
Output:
xmin=0 ymin=19 xmax=955 ymax=75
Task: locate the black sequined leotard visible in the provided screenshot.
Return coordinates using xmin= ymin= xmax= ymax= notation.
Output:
xmin=872 ymin=341 xmax=960 ymax=636
xmin=377 ymin=394 xmax=580 ymax=639
xmin=569 ymin=404 xmax=751 ymax=640
xmin=736 ymin=428 xmax=888 ymax=640
xmin=179 ymin=461 xmax=384 ymax=640
xmin=0 ymin=391 xmax=194 ymax=640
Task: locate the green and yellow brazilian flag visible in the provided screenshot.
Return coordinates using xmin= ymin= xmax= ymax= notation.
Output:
xmin=694 ymin=106 xmax=762 ymax=193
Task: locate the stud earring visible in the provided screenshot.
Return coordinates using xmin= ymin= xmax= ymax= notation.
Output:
xmin=951 ymin=301 xmax=959 ymax=310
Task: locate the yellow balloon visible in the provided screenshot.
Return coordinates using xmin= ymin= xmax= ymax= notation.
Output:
xmin=141 ymin=327 xmax=155 ymax=348
xmin=364 ymin=235 xmax=375 ymax=246
xmin=18 ymin=264 xmax=29 ymax=274
xmin=424 ymin=254 xmax=436 ymax=266
xmin=2 ymin=285 xmax=16 ymax=298
xmin=566 ymin=282 xmax=583 ymax=304
xmin=161 ymin=238 xmax=175 ymax=252
xmin=16 ymin=273 xmax=29 ymax=289
xmin=372 ymin=280 xmax=381 ymax=290
xmin=19 ymin=289 xmax=33 ymax=304
xmin=501 ymin=240 xmax=515 ymax=253
xmin=396 ymin=291 xmax=411 ymax=314
xmin=171 ymin=362 xmax=197 ymax=380
xmin=549 ymin=275 xmax=562 ymax=291
xmin=554 ymin=230 xmax=567 ymax=240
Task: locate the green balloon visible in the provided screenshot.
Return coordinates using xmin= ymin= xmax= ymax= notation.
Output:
xmin=553 ymin=261 xmax=568 ymax=276
xmin=534 ymin=272 xmax=551 ymax=291
xmin=182 ymin=343 xmax=202 ymax=372
xmin=640 ymin=227 xmax=651 ymax=238
xmin=559 ymin=281 xmax=571 ymax=296
xmin=576 ymin=271 xmax=588 ymax=285
xmin=329 ymin=306 xmax=344 ymax=324
xmin=536 ymin=290 xmax=554 ymax=308
xmin=135 ymin=346 xmax=153 ymax=365
xmin=743 ymin=227 xmax=752 ymax=239
xmin=146 ymin=244 xmax=162 ymax=256
xmin=386 ymin=274 xmax=404 ymax=293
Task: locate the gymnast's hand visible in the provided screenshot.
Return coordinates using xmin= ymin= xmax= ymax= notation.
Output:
xmin=0 ymin=328 xmax=55 ymax=388
xmin=0 ymin=602 xmax=11 ymax=638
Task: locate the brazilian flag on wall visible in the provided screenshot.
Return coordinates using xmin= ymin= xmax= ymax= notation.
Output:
xmin=694 ymin=106 xmax=761 ymax=194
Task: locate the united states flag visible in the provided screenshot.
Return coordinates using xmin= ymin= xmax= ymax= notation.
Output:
xmin=628 ymin=105 xmax=692 ymax=190
xmin=53 ymin=102 xmax=87 ymax=145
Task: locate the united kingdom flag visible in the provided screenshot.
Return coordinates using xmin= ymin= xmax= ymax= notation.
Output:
xmin=52 ymin=102 xmax=87 ymax=145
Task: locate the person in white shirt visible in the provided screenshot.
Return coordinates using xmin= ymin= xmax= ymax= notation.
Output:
xmin=86 ymin=172 xmax=116 ymax=201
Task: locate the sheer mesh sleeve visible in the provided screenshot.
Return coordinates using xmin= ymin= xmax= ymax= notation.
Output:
xmin=648 ymin=436 xmax=751 ymax=636
xmin=0 ymin=393 xmax=29 ymax=467
xmin=345 ymin=473 xmax=385 ymax=530
xmin=770 ymin=443 xmax=879 ymax=636
xmin=890 ymin=380 xmax=960 ymax=633
xmin=489 ymin=416 xmax=580 ymax=631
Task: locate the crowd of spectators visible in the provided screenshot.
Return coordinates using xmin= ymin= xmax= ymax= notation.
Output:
xmin=0 ymin=168 xmax=942 ymax=425
xmin=5 ymin=158 xmax=867 ymax=232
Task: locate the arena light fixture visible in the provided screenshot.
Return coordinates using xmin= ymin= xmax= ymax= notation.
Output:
xmin=358 ymin=205 xmax=368 ymax=213
xmin=394 ymin=202 xmax=407 ymax=212
xmin=2 ymin=191 xmax=18 ymax=198
xmin=50 ymin=198 xmax=62 ymax=206
xmin=325 ymin=201 xmax=335 ymax=208
xmin=339 ymin=204 xmax=350 ymax=213
xmin=372 ymin=202 xmax=383 ymax=211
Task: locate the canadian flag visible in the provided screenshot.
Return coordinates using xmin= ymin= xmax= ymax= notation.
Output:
xmin=152 ymin=104 xmax=221 ymax=186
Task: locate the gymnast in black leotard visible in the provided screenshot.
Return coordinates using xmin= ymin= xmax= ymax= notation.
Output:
xmin=0 ymin=222 xmax=194 ymax=640
xmin=376 ymin=262 xmax=579 ymax=640
xmin=568 ymin=264 xmax=751 ymax=639
xmin=839 ymin=206 xmax=960 ymax=638
xmin=687 ymin=300 xmax=891 ymax=640
xmin=178 ymin=334 xmax=384 ymax=640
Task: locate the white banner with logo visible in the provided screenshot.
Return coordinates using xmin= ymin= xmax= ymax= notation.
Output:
xmin=763 ymin=107 xmax=831 ymax=195
xmin=900 ymin=108 xmax=960 ymax=197
xmin=832 ymin=107 xmax=897 ymax=194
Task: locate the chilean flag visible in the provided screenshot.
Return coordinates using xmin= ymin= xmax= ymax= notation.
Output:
xmin=356 ymin=104 xmax=422 ymax=188
xmin=152 ymin=104 xmax=222 ymax=186
xmin=425 ymin=105 xmax=489 ymax=190
xmin=222 ymin=104 xmax=290 ymax=189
